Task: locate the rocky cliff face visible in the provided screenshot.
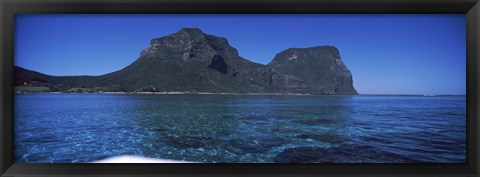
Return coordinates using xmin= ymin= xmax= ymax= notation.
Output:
xmin=15 ymin=28 xmax=358 ymax=95
xmin=268 ymin=46 xmax=358 ymax=95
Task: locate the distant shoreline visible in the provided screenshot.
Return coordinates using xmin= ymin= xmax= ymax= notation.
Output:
xmin=14 ymin=91 xmax=321 ymax=96
xmin=13 ymin=91 xmax=466 ymax=97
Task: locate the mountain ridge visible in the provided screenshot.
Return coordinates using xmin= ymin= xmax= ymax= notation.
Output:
xmin=14 ymin=28 xmax=358 ymax=95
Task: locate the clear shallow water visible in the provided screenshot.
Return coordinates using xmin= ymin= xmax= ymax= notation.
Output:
xmin=14 ymin=94 xmax=466 ymax=163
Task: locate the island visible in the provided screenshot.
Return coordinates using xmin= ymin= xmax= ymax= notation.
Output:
xmin=14 ymin=28 xmax=358 ymax=95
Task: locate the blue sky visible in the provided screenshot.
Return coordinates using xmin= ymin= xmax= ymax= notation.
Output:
xmin=14 ymin=14 xmax=466 ymax=95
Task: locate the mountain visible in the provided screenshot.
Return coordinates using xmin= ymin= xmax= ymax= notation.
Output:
xmin=14 ymin=28 xmax=358 ymax=95
xmin=268 ymin=46 xmax=358 ymax=95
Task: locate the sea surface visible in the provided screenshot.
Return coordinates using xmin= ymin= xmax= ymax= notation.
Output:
xmin=14 ymin=94 xmax=466 ymax=163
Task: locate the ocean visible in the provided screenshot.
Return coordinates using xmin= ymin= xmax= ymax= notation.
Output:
xmin=14 ymin=94 xmax=466 ymax=163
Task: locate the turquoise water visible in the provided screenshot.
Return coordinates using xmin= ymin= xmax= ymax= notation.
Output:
xmin=14 ymin=94 xmax=466 ymax=163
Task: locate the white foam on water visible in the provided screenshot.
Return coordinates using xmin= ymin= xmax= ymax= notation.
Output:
xmin=92 ymin=155 xmax=193 ymax=163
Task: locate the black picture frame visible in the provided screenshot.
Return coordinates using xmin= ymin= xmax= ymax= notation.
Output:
xmin=1 ymin=0 xmax=479 ymax=176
